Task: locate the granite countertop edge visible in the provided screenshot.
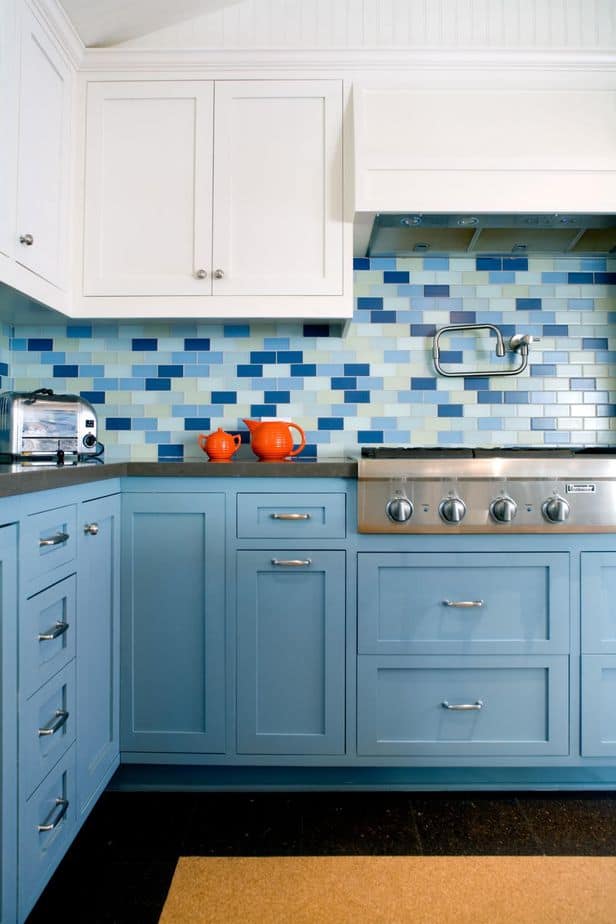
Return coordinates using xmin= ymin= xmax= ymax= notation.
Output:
xmin=0 ymin=459 xmax=358 ymax=497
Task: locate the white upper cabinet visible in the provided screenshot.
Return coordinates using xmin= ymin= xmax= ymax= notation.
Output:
xmin=79 ymin=77 xmax=348 ymax=318
xmin=0 ymin=1 xmax=17 ymax=260
xmin=15 ymin=2 xmax=71 ymax=288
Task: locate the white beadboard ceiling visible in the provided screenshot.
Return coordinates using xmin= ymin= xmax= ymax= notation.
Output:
xmin=58 ymin=0 xmax=616 ymax=50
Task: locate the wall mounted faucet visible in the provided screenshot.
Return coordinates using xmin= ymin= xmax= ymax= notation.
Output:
xmin=432 ymin=324 xmax=539 ymax=378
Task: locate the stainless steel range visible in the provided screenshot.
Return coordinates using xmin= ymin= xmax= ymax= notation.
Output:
xmin=358 ymin=448 xmax=616 ymax=533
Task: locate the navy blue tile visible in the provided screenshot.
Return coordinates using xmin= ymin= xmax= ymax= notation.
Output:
xmin=582 ymin=338 xmax=609 ymax=350
xmin=296 ymin=443 xmax=317 ymax=459
xmin=440 ymin=351 xmax=463 ymax=364
xmin=596 ymin=273 xmax=616 ymax=284
xmin=464 ymin=377 xmax=489 ymax=390
xmin=264 ymin=391 xmax=290 ymax=403
xmin=106 ymin=417 xmax=131 ymax=430
xmin=53 ymin=365 xmax=78 ymax=377
xmin=223 ymin=325 xmax=250 ymax=337
xmin=277 ymin=351 xmax=303 ymax=363
xmin=80 ymin=390 xmax=105 ymax=404
xmin=353 ymin=257 xmax=370 ymax=270
xmin=132 ymin=338 xmax=158 ymax=351
xmin=411 ymin=377 xmax=437 ymax=390
xmin=237 ymin=364 xmax=263 ymax=377
xmin=516 ymin=298 xmax=542 ymax=310
xmin=410 ymin=324 xmax=437 ymax=336
xmin=211 ymin=391 xmax=237 ymax=404
xmin=158 ymin=365 xmax=183 ymax=378
xmin=499 ymin=324 xmax=516 ymax=336
xmin=530 ymin=364 xmax=557 ymax=376
xmin=250 ymin=404 xmax=276 ymax=416
xmin=450 ymin=311 xmax=476 ymax=323
xmin=478 ymin=391 xmax=503 ymax=404
xmin=438 ymin=405 xmax=463 ymax=417
xmin=476 ymin=257 xmax=501 ymax=270
xmin=0 ymin=362 xmax=8 ymax=376
xmin=543 ymin=325 xmax=569 ymax=336
xmin=358 ymin=430 xmax=384 ymax=443
xmin=158 ymin=445 xmax=184 ymax=460
xmin=317 ymin=418 xmax=344 ymax=430
xmin=184 ymin=418 xmax=211 ymax=430
xmin=503 ymin=257 xmax=528 ymax=271
xmin=303 ymin=324 xmax=331 ymax=337
xmin=424 ymin=285 xmax=450 ymax=297
xmin=344 ymin=363 xmax=370 ymax=376
xmin=344 ymin=391 xmax=370 ymax=403
xmin=331 ymin=377 xmax=357 ymax=390
xmin=250 ymin=351 xmax=276 ymax=364
xmin=357 ymin=297 xmax=383 ymax=310
xmin=28 ymin=338 xmax=53 ymax=351
xmin=504 ymin=392 xmax=530 ymax=404
xmin=184 ymin=338 xmax=211 ymax=351
xmin=597 ymin=404 xmax=616 ymax=417
xmin=384 ymin=271 xmax=409 ymax=283
xmin=568 ymin=272 xmax=593 ymax=284
xmin=374 ymin=311 xmax=396 ymax=323
xmin=145 ymin=378 xmax=171 ymax=390
xmin=290 ymin=364 xmax=317 ymax=376
xmin=67 ymin=325 xmax=92 ymax=338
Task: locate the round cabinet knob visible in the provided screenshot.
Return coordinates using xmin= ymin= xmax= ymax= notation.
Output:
xmin=490 ymin=495 xmax=518 ymax=523
xmin=542 ymin=495 xmax=570 ymax=523
xmin=84 ymin=523 xmax=99 ymax=536
xmin=439 ymin=496 xmax=466 ymax=524
xmin=19 ymin=233 xmax=34 ymax=246
xmin=386 ymin=496 xmax=413 ymax=523
xmin=214 ymin=269 xmax=225 ymax=279
xmin=195 ymin=269 xmax=208 ymax=279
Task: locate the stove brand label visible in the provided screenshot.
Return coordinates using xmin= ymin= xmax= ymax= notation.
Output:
xmin=566 ymin=483 xmax=596 ymax=494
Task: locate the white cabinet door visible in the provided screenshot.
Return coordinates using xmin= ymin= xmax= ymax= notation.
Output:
xmin=15 ymin=3 xmax=70 ymax=287
xmin=83 ymin=81 xmax=213 ymax=297
xmin=213 ymin=80 xmax=343 ymax=296
xmin=0 ymin=0 xmax=16 ymax=260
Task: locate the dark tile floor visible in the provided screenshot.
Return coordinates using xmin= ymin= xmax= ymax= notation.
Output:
xmin=25 ymin=790 xmax=616 ymax=924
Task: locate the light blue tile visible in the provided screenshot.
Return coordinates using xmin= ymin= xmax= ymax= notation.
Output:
xmin=383 ymin=430 xmax=411 ymax=442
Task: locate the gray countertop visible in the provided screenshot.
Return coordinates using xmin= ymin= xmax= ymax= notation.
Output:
xmin=0 ymin=458 xmax=358 ymax=497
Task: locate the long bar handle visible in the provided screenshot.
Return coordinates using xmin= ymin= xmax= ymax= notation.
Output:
xmin=39 ymin=531 xmax=69 ymax=548
xmin=38 ymin=709 xmax=69 ymax=737
xmin=38 ymin=622 xmax=69 ymax=642
xmin=443 ymin=600 xmax=484 ymax=608
xmin=271 ymin=559 xmax=312 ymax=567
xmin=442 ymin=700 xmax=484 ymax=711
xmin=270 ymin=513 xmax=311 ymax=520
xmin=38 ymin=798 xmax=68 ymax=832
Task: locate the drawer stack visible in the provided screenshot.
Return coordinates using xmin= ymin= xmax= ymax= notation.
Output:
xmin=357 ymin=552 xmax=570 ymax=759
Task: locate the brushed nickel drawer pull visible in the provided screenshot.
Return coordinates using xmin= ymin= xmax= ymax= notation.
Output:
xmin=271 ymin=559 xmax=312 ymax=567
xmin=38 ymin=709 xmax=69 ymax=737
xmin=270 ymin=513 xmax=311 ymax=520
xmin=38 ymin=798 xmax=68 ymax=832
xmin=38 ymin=622 xmax=69 ymax=642
xmin=442 ymin=700 xmax=484 ymax=711
xmin=443 ymin=600 xmax=484 ymax=608
xmin=39 ymin=531 xmax=69 ymax=548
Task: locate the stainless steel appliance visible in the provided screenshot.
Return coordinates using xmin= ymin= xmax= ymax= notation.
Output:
xmin=358 ymin=447 xmax=616 ymax=533
xmin=0 ymin=388 xmax=99 ymax=461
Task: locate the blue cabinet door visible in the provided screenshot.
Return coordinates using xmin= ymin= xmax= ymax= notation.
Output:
xmin=581 ymin=553 xmax=616 ymax=653
xmin=581 ymin=655 xmax=616 ymax=756
xmin=121 ymin=493 xmax=226 ymax=754
xmin=237 ymin=550 xmax=346 ymax=755
xmin=76 ymin=494 xmax=121 ymax=817
xmin=0 ymin=524 xmax=18 ymax=924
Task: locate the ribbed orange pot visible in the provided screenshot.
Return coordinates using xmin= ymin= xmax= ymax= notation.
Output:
xmin=198 ymin=428 xmax=241 ymax=462
xmin=242 ymin=419 xmax=306 ymax=461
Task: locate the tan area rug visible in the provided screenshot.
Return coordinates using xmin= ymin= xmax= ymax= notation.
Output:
xmin=159 ymin=855 xmax=616 ymax=923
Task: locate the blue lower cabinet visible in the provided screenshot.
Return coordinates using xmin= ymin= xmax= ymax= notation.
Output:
xmin=237 ymin=550 xmax=346 ymax=755
xmin=121 ymin=493 xmax=226 ymax=754
xmin=357 ymin=655 xmax=569 ymax=757
xmin=0 ymin=525 xmax=18 ymax=924
xmin=20 ymin=662 xmax=76 ymax=802
xmin=581 ymin=655 xmax=616 ymax=756
xmin=581 ymin=553 xmax=616 ymax=653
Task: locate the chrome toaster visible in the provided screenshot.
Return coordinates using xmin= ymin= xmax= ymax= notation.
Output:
xmin=0 ymin=389 xmax=99 ymax=461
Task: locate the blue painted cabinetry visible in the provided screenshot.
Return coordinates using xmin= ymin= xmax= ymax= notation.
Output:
xmin=580 ymin=552 xmax=616 ymax=757
xmin=0 ymin=524 xmax=18 ymax=924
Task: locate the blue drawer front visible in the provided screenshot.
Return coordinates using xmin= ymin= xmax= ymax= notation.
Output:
xmin=581 ymin=553 xmax=616 ymax=653
xmin=357 ymin=655 xmax=569 ymax=757
xmin=581 ymin=655 xmax=616 ymax=756
xmin=24 ymin=504 xmax=77 ymax=592
xmin=21 ymin=575 xmax=76 ymax=697
xmin=21 ymin=662 xmax=76 ymax=800
xmin=237 ymin=493 xmax=346 ymax=538
xmin=358 ymin=552 xmax=569 ymax=655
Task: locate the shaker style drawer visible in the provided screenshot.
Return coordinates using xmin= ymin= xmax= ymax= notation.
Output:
xmin=19 ymin=744 xmax=76 ymax=921
xmin=24 ymin=504 xmax=77 ymax=590
xmin=358 ymin=552 xmax=569 ymax=655
xmin=357 ymin=655 xmax=569 ymax=757
xmin=21 ymin=662 xmax=76 ymax=800
xmin=237 ymin=493 xmax=346 ymax=539
xmin=21 ymin=575 xmax=76 ymax=697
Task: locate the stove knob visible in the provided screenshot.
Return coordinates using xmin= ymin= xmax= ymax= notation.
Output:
xmin=542 ymin=495 xmax=570 ymax=523
xmin=490 ymin=495 xmax=518 ymax=523
xmin=439 ymin=496 xmax=466 ymax=524
xmin=386 ymin=496 xmax=413 ymax=523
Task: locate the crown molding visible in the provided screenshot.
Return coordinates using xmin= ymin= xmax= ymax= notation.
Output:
xmin=31 ymin=0 xmax=85 ymax=69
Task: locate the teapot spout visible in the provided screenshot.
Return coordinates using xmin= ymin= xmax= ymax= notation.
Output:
xmin=242 ymin=418 xmax=259 ymax=432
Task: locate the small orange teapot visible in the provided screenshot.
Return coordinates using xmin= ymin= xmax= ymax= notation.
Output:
xmin=198 ymin=428 xmax=241 ymax=462
xmin=242 ymin=418 xmax=306 ymax=462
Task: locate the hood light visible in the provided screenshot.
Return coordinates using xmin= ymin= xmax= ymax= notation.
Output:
xmin=457 ymin=216 xmax=479 ymax=226
xmin=401 ymin=216 xmax=423 ymax=226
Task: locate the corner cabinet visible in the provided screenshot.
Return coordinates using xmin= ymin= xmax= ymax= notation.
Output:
xmin=77 ymin=78 xmax=349 ymax=320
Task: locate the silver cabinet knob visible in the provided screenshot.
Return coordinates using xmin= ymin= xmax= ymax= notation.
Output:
xmin=439 ymin=496 xmax=466 ymax=524
xmin=214 ymin=269 xmax=225 ymax=279
xmin=386 ymin=496 xmax=413 ymax=523
xmin=542 ymin=495 xmax=570 ymax=523
xmin=84 ymin=523 xmax=99 ymax=536
xmin=490 ymin=495 xmax=518 ymax=523
xmin=19 ymin=233 xmax=34 ymax=246
xmin=195 ymin=269 xmax=207 ymax=279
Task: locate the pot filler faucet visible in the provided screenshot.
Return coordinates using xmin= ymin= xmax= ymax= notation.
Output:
xmin=432 ymin=324 xmax=539 ymax=377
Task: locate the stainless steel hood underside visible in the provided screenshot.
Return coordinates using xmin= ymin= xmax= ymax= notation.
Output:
xmin=362 ymin=213 xmax=616 ymax=259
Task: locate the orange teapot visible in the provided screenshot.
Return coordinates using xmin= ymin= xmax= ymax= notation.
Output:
xmin=242 ymin=418 xmax=306 ymax=462
xmin=198 ymin=427 xmax=241 ymax=462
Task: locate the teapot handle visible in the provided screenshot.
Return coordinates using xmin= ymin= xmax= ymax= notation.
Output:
xmin=232 ymin=434 xmax=242 ymax=449
xmin=197 ymin=433 xmax=207 ymax=450
xmin=288 ymin=423 xmax=306 ymax=457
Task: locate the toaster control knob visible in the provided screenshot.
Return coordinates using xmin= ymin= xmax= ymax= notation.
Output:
xmin=386 ymin=496 xmax=413 ymax=523
xmin=490 ymin=495 xmax=518 ymax=523
xmin=542 ymin=495 xmax=570 ymax=523
xmin=82 ymin=433 xmax=97 ymax=448
xmin=439 ymin=496 xmax=466 ymax=524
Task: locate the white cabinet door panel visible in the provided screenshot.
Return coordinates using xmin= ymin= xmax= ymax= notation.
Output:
xmin=83 ymin=82 xmax=213 ymax=297
xmin=213 ymin=80 xmax=343 ymax=296
xmin=0 ymin=0 xmax=16 ymax=259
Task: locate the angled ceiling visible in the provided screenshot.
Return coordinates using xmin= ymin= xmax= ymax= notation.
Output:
xmin=59 ymin=0 xmax=243 ymax=47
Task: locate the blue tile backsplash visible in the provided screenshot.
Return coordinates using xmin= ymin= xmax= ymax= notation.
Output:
xmin=1 ymin=254 xmax=615 ymax=460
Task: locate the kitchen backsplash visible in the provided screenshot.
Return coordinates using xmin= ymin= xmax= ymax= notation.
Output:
xmin=4 ymin=255 xmax=616 ymax=460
